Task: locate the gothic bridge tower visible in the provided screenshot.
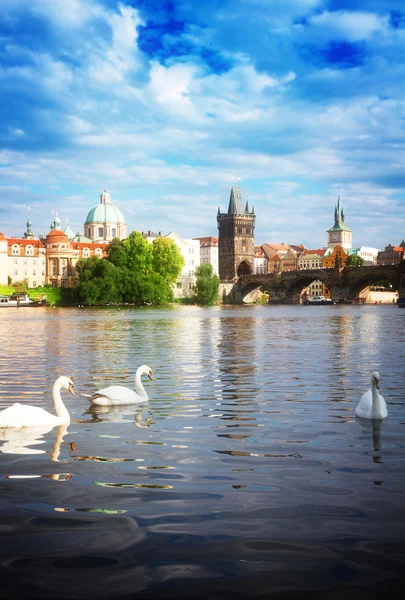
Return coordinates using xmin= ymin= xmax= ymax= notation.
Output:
xmin=217 ymin=185 xmax=256 ymax=280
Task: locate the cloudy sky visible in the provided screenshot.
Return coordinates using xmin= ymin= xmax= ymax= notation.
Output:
xmin=0 ymin=0 xmax=404 ymax=250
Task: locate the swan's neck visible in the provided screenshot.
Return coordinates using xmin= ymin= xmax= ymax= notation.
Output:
xmin=53 ymin=382 xmax=70 ymax=422
xmin=371 ymin=383 xmax=382 ymax=419
xmin=135 ymin=371 xmax=148 ymax=398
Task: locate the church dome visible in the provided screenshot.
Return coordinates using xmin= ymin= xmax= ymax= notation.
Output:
xmin=84 ymin=190 xmax=126 ymax=225
xmin=46 ymin=229 xmax=69 ymax=243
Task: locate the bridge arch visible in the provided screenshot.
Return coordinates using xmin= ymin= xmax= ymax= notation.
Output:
xmin=345 ymin=271 xmax=399 ymax=299
xmin=280 ymin=270 xmax=335 ymax=303
xmin=237 ymin=260 xmax=253 ymax=277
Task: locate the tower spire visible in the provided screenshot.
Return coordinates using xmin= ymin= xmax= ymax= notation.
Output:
xmin=24 ymin=207 xmax=35 ymax=239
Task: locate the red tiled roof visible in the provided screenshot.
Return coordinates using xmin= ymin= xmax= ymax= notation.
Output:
xmin=262 ymin=243 xmax=290 ymax=251
xmin=7 ymin=237 xmax=45 ymax=247
xmin=45 ymin=229 xmax=69 ymax=242
xmin=393 ymin=246 xmax=404 ymax=252
xmin=73 ymin=242 xmax=107 ymax=249
xmin=300 ymin=249 xmax=327 ymax=258
xmin=193 ymin=236 xmax=218 ymax=246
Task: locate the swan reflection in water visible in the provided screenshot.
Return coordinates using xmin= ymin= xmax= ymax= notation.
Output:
xmin=84 ymin=404 xmax=154 ymax=428
xmin=356 ymin=416 xmax=384 ymax=451
xmin=0 ymin=422 xmax=69 ymax=458
xmin=2 ymin=423 xmax=73 ymax=480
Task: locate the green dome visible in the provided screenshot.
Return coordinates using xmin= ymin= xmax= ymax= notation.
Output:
xmin=85 ymin=203 xmax=126 ymax=224
xmin=85 ymin=191 xmax=126 ymax=225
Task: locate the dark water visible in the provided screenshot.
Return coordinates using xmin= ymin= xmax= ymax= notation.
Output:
xmin=0 ymin=304 xmax=404 ymax=599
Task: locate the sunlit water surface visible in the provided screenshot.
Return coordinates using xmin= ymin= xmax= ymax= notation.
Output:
xmin=0 ymin=305 xmax=404 ymax=599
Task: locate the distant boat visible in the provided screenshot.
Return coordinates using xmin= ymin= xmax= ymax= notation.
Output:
xmin=0 ymin=293 xmax=46 ymax=307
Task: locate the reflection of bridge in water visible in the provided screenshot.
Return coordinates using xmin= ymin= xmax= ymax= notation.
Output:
xmin=225 ymin=263 xmax=405 ymax=304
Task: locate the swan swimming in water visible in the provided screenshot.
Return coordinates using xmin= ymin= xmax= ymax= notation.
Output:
xmin=85 ymin=365 xmax=153 ymax=406
xmin=0 ymin=376 xmax=75 ymax=428
xmin=355 ymin=372 xmax=387 ymax=420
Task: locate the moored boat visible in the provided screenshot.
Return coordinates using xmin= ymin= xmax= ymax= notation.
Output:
xmin=0 ymin=293 xmax=46 ymax=307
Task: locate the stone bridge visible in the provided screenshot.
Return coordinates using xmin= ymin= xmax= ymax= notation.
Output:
xmin=225 ymin=263 xmax=405 ymax=304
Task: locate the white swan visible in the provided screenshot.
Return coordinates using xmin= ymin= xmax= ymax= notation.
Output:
xmin=0 ymin=376 xmax=75 ymax=428
xmin=85 ymin=365 xmax=153 ymax=406
xmin=355 ymin=371 xmax=387 ymax=420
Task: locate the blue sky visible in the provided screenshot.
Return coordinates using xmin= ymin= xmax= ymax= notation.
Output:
xmin=0 ymin=0 xmax=404 ymax=250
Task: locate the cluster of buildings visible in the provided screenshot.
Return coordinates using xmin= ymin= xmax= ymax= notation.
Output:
xmin=0 ymin=186 xmax=403 ymax=299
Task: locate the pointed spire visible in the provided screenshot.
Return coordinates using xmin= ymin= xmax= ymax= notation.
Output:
xmin=245 ymin=200 xmax=249 ymax=213
xmin=227 ymin=185 xmax=244 ymax=214
xmin=328 ymin=190 xmax=350 ymax=233
xmin=24 ymin=206 xmax=35 ymax=239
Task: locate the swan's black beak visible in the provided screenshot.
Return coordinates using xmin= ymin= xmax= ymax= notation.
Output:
xmin=69 ymin=383 xmax=76 ymax=395
xmin=148 ymin=371 xmax=153 ymax=381
xmin=375 ymin=380 xmax=380 ymax=390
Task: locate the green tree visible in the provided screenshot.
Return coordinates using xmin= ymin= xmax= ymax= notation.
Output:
xmin=75 ymin=256 xmax=121 ymax=304
xmin=151 ymin=237 xmax=185 ymax=285
xmin=107 ymin=237 xmax=127 ymax=268
xmin=194 ymin=264 xmax=220 ymax=306
xmin=123 ymin=231 xmax=152 ymax=274
xmin=346 ymin=253 xmax=365 ymax=267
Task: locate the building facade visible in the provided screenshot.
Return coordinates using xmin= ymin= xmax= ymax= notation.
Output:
xmin=7 ymin=238 xmax=46 ymax=288
xmin=254 ymin=246 xmax=268 ymax=274
xmin=354 ymin=246 xmax=380 ymax=265
xmin=323 ymin=245 xmax=348 ymax=270
xmin=0 ymin=233 xmax=8 ymax=285
xmin=44 ymin=229 xmax=107 ymax=288
xmin=165 ymin=232 xmax=200 ymax=298
xmin=377 ymin=243 xmax=404 ymax=265
xmin=193 ymin=237 xmax=219 ymax=275
xmin=217 ymin=185 xmax=256 ymax=280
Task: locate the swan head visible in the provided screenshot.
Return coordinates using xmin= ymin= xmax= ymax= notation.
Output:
xmin=371 ymin=372 xmax=380 ymax=389
xmin=138 ymin=365 xmax=153 ymax=380
xmin=57 ymin=376 xmax=76 ymax=395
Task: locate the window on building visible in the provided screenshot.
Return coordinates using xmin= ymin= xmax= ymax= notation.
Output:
xmin=14 ymin=269 xmax=18 ymax=276
xmin=14 ymin=259 xmax=17 ymax=264
xmin=26 ymin=246 xmax=33 ymax=255
xmin=176 ymin=282 xmax=182 ymax=288
xmin=188 ymin=282 xmax=193 ymax=289
xmin=32 ymin=282 xmax=36 ymax=287
xmin=83 ymin=248 xmax=90 ymax=258
xmin=98 ymin=227 xmax=104 ymax=238
xmin=52 ymin=281 xmax=57 ymax=288
xmin=52 ymin=260 xmax=57 ymax=276
xmin=33 ymin=270 xmax=36 ymax=276
xmin=61 ymin=280 xmax=66 ymax=288
xmin=112 ymin=228 xmax=116 ymax=238
xmin=87 ymin=228 xmax=91 ymax=238
xmin=12 ymin=245 xmax=19 ymax=255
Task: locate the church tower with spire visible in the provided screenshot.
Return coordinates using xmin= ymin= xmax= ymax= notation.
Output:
xmin=327 ymin=193 xmax=352 ymax=250
xmin=23 ymin=207 xmax=35 ymax=239
xmin=217 ymin=184 xmax=256 ymax=280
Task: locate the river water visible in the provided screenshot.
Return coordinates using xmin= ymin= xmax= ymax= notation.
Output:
xmin=0 ymin=304 xmax=404 ymax=599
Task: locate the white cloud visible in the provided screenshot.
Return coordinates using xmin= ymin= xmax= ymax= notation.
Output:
xmin=308 ymin=11 xmax=389 ymax=42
